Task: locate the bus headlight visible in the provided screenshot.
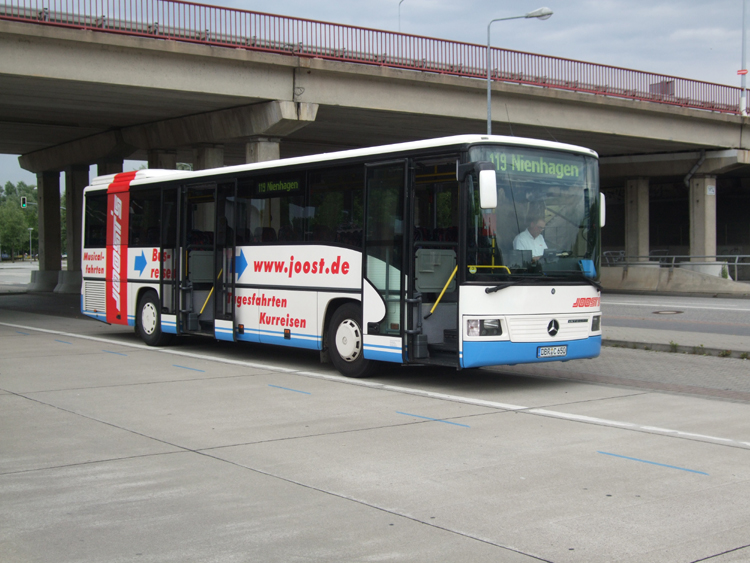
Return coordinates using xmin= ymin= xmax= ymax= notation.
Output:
xmin=467 ymin=319 xmax=480 ymax=336
xmin=467 ymin=319 xmax=503 ymax=337
xmin=591 ymin=315 xmax=601 ymax=332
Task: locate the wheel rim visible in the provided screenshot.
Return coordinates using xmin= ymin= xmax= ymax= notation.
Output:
xmin=335 ymin=318 xmax=362 ymax=362
xmin=141 ymin=302 xmax=158 ymax=336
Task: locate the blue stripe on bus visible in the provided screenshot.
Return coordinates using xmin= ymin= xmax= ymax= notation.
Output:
xmin=235 ymin=331 xmax=321 ymax=350
xmin=363 ymin=344 xmax=403 ymax=363
xmin=214 ymin=327 xmax=234 ymax=342
xmin=461 ymin=336 xmax=601 ymax=368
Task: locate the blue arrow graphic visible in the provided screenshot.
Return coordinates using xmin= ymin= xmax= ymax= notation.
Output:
xmin=235 ymin=249 xmax=248 ymax=279
xmin=135 ymin=251 xmax=148 ymax=276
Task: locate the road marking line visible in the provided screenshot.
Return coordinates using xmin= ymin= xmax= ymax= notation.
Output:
xmin=397 ymin=411 xmax=470 ymax=427
xmin=2 ymin=320 xmax=748 ymax=450
xmin=268 ymin=384 xmax=310 ymax=395
xmin=529 ymin=409 xmax=637 ymax=428
xmin=598 ymin=451 xmax=709 ymax=475
xmin=173 ymin=364 xmax=205 ymax=373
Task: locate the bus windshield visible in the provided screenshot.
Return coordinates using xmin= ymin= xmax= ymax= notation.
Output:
xmin=466 ymin=145 xmax=600 ymax=281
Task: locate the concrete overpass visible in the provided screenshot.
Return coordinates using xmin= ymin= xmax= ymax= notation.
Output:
xmin=1 ymin=5 xmax=749 ymax=291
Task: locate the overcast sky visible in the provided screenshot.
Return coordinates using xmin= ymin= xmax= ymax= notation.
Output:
xmin=2 ymin=0 xmax=746 ymax=186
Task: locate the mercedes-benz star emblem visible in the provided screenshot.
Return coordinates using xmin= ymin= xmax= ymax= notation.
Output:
xmin=547 ymin=320 xmax=560 ymax=337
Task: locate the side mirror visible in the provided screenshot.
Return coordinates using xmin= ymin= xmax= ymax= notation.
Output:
xmin=599 ymin=192 xmax=606 ymax=227
xmin=479 ymin=170 xmax=497 ymax=209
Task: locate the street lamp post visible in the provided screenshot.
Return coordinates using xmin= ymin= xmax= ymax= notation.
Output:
xmin=487 ymin=7 xmax=553 ymax=135
xmin=398 ymin=0 xmax=405 ymax=33
xmin=28 ymin=228 xmax=33 ymax=260
xmin=742 ymin=0 xmax=748 ymax=116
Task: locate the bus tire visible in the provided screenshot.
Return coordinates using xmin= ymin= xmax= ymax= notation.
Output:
xmin=328 ymin=303 xmax=375 ymax=378
xmin=137 ymin=291 xmax=173 ymax=347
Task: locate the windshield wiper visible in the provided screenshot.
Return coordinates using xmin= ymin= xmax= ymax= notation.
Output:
xmin=485 ymin=277 xmax=546 ymax=293
xmin=578 ymin=276 xmax=603 ymax=291
xmin=485 ymin=274 xmax=602 ymax=294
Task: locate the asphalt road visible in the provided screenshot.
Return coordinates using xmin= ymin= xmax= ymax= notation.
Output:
xmin=602 ymin=294 xmax=750 ymax=338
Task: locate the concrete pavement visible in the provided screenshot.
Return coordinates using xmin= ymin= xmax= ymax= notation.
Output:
xmin=2 ymin=304 xmax=750 ymax=562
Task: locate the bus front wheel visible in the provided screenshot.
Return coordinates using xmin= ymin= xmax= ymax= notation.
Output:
xmin=328 ymin=303 xmax=375 ymax=378
xmin=137 ymin=291 xmax=173 ymax=347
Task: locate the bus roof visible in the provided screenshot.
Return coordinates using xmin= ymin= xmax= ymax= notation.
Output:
xmin=84 ymin=134 xmax=598 ymax=191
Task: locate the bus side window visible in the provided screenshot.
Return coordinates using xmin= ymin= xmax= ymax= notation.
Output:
xmin=84 ymin=193 xmax=107 ymax=248
xmin=308 ymin=165 xmax=364 ymax=248
xmin=240 ymin=174 xmax=304 ymax=245
xmin=129 ymin=189 xmax=161 ymax=247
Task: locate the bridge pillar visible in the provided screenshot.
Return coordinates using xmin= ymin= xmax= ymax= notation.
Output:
xmin=29 ymin=171 xmax=61 ymax=292
xmin=148 ymin=149 xmax=177 ymax=169
xmin=98 ymin=161 xmax=123 ymax=176
xmin=193 ymin=145 xmax=224 ymax=170
xmin=624 ymin=177 xmax=649 ymax=261
xmin=689 ymin=175 xmax=717 ymax=261
xmin=54 ymin=165 xmax=87 ymax=293
xmin=245 ymin=137 xmax=280 ymax=163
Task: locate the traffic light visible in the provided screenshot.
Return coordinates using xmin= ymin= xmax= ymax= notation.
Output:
xmin=20 ymin=196 xmax=27 ymax=208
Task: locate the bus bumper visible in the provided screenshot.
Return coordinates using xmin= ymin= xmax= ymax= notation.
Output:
xmin=460 ymin=336 xmax=601 ymax=368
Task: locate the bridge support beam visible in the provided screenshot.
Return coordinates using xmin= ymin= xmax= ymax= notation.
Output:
xmin=689 ymin=175 xmax=717 ymax=261
xmin=624 ymin=177 xmax=650 ymax=261
xmin=29 ymin=171 xmax=61 ymax=292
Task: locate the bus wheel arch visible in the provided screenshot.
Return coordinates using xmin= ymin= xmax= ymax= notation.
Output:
xmin=136 ymin=289 xmax=173 ymax=347
xmin=326 ymin=300 xmax=376 ymax=378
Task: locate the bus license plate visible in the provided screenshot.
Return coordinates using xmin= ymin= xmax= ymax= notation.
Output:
xmin=537 ymin=345 xmax=567 ymax=358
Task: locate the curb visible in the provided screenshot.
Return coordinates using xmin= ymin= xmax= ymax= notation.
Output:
xmin=603 ymin=339 xmax=750 ymax=360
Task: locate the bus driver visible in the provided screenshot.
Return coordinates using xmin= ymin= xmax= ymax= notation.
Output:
xmin=513 ymin=214 xmax=547 ymax=262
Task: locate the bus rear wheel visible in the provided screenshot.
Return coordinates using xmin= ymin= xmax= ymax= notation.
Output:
xmin=137 ymin=291 xmax=173 ymax=347
xmin=328 ymin=303 xmax=376 ymax=378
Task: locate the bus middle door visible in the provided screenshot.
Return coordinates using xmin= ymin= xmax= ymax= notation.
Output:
xmin=179 ymin=184 xmax=217 ymax=335
xmin=362 ymin=160 xmax=408 ymax=364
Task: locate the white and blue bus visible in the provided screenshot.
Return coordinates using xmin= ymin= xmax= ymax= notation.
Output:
xmin=81 ymin=135 xmax=604 ymax=377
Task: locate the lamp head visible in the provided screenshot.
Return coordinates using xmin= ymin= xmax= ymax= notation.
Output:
xmin=525 ymin=7 xmax=553 ymax=20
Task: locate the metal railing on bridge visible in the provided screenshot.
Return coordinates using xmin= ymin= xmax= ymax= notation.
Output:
xmin=1 ymin=0 xmax=746 ymax=115
xmin=603 ymin=251 xmax=750 ymax=282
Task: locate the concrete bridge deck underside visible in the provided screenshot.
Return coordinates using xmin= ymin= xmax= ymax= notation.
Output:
xmin=2 ymin=18 xmax=750 ymax=294
xmin=2 ymin=18 xmax=749 ymax=171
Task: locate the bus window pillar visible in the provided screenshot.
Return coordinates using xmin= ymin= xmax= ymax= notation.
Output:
xmin=29 ymin=170 xmax=61 ymax=292
xmin=54 ymin=165 xmax=88 ymax=294
xmin=193 ymin=145 xmax=224 ymax=170
xmin=624 ymin=177 xmax=649 ymax=262
xmin=689 ymin=175 xmax=717 ymax=262
xmin=245 ymin=137 xmax=280 ymax=163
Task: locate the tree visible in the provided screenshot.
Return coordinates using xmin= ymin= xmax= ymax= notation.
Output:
xmin=0 ymin=202 xmax=27 ymax=259
xmin=0 ymin=181 xmax=39 ymax=259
